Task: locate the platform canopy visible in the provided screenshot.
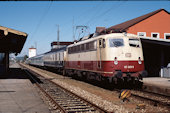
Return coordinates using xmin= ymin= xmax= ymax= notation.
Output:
xmin=0 ymin=26 xmax=27 ymax=54
xmin=140 ymin=37 xmax=170 ymax=77
xmin=140 ymin=37 xmax=170 ymax=47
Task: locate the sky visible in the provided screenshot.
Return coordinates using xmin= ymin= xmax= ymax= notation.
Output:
xmin=0 ymin=1 xmax=170 ymax=57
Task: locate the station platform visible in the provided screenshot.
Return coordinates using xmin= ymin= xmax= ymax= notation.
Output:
xmin=141 ymin=77 xmax=170 ymax=96
xmin=0 ymin=62 xmax=49 ymax=113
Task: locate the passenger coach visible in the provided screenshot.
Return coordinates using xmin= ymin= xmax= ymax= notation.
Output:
xmin=43 ymin=47 xmax=66 ymax=73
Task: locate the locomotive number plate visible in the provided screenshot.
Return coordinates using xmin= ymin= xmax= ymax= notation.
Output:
xmin=124 ymin=65 xmax=134 ymax=69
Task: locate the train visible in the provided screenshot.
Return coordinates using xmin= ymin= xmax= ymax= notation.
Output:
xmin=27 ymin=33 xmax=147 ymax=86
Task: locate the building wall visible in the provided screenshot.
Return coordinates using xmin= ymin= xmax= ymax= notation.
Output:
xmin=29 ymin=48 xmax=36 ymax=58
xmin=127 ymin=10 xmax=170 ymax=39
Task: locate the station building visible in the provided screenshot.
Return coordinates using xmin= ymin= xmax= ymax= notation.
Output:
xmin=101 ymin=9 xmax=170 ymax=77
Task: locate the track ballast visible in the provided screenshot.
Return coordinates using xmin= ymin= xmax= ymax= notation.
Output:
xmin=22 ymin=64 xmax=108 ymax=113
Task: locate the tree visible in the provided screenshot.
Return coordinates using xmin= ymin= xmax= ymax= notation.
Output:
xmin=24 ymin=55 xmax=28 ymax=61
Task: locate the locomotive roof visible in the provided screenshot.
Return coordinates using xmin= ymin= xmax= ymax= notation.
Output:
xmin=68 ymin=33 xmax=138 ymax=47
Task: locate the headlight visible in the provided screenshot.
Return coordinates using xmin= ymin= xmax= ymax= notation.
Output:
xmin=114 ymin=57 xmax=118 ymax=65
xmin=138 ymin=57 xmax=142 ymax=64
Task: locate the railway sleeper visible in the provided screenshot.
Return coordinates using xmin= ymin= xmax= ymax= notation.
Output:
xmin=60 ymin=102 xmax=87 ymax=105
xmin=60 ymin=101 xmax=84 ymax=104
xmin=58 ymin=101 xmax=86 ymax=105
xmin=64 ymin=105 xmax=93 ymax=109
xmin=53 ymin=96 xmax=75 ymax=100
xmin=64 ymin=107 xmax=96 ymax=111
xmin=55 ymin=99 xmax=83 ymax=102
xmin=58 ymin=104 xmax=91 ymax=109
xmin=61 ymin=104 xmax=88 ymax=107
xmin=55 ymin=100 xmax=82 ymax=103
xmin=65 ymin=109 xmax=96 ymax=113
xmin=57 ymin=95 xmax=78 ymax=98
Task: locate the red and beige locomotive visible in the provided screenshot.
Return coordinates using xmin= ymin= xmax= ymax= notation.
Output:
xmin=27 ymin=32 xmax=147 ymax=86
xmin=65 ymin=33 xmax=146 ymax=84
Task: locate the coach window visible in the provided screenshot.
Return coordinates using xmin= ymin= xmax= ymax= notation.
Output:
xmin=54 ymin=54 xmax=56 ymax=61
xmin=109 ymin=39 xmax=124 ymax=47
xmin=59 ymin=53 xmax=60 ymax=61
xmin=164 ymin=33 xmax=170 ymax=39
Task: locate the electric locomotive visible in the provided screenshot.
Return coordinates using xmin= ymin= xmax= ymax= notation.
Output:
xmin=65 ymin=33 xmax=147 ymax=84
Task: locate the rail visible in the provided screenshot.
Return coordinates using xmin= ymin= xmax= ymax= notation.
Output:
xmin=21 ymin=64 xmax=108 ymax=113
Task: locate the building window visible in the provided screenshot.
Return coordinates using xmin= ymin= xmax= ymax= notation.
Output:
xmin=164 ymin=33 xmax=170 ymax=39
xmin=151 ymin=32 xmax=159 ymax=38
xmin=137 ymin=32 xmax=146 ymax=37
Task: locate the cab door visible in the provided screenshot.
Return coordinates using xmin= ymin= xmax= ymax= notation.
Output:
xmin=97 ymin=38 xmax=105 ymax=69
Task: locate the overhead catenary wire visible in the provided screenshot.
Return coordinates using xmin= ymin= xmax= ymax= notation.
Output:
xmin=85 ymin=1 xmax=126 ymax=27
xmin=63 ymin=2 xmax=125 ymax=42
xmin=26 ymin=1 xmax=53 ymax=47
xmin=25 ymin=1 xmax=53 ymax=55
xmin=57 ymin=2 xmax=104 ymax=42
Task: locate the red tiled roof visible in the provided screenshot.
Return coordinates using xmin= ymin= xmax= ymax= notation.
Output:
xmin=101 ymin=9 xmax=169 ymax=34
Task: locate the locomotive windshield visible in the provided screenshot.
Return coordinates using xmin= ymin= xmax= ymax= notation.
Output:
xmin=109 ymin=39 xmax=124 ymax=47
xmin=129 ymin=38 xmax=140 ymax=48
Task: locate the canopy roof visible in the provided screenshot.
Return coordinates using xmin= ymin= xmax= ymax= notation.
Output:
xmin=0 ymin=26 xmax=28 ymax=54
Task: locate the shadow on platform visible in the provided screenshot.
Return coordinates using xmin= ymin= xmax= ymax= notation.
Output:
xmin=0 ymin=68 xmax=28 ymax=79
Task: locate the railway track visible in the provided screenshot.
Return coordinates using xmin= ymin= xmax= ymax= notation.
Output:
xmin=21 ymin=64 xmax=108 ymax=113
xmin=20 ymin=63 xmax=170 ymax=112
xmin=116 ymin=88 xmax=170 ymax=109
xmin=130 ymin=89 xmax=170 ymax=108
